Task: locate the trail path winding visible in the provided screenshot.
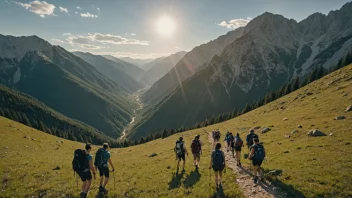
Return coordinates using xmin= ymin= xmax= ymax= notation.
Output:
xmin=208 ymin=132 xmax=282 ymax=198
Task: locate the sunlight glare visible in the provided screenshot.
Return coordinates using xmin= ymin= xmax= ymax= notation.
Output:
xmin=156 ymin=15 xmax=176 ymax=37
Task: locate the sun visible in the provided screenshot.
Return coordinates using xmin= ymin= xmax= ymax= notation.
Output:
xmin=156 ymin=16 xmax=176 ymax=37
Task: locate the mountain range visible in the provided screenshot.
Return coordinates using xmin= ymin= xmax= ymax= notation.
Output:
xmin=73 ymin=52 xmax=145 ymax=92
xmin=129 ymin=2 xmax=352 ymax=138
xmin=0 ymin=34 xmax=136 ymax=138
xmin=140 ymin=51 xmax=187 ymax=85
xmin=119 ymin=57 xmax=155 ymax=70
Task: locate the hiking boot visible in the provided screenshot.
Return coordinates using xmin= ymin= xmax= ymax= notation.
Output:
xmin=99 ymin=186 xmax=104 ymax=193
xmin=253 ymin=176 xmax=258 ymax=184
xmin=239 ymin=161 xmax=242 ymax=166
xmin=182 ymin=168 xmax=185 ymax=172
xmin=216 ymin=184 xmax=219 ymax=192
xmin=261 ymin=177 xmax=264 ymax=182
xmin=104 ymin=188 xmax=108 ymax=195
xmin=79 ymin=192 xmax=86 ymax=198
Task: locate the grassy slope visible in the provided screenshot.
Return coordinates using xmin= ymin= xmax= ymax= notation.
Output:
xmin=1 ymin=65 xmax=352 ymax=197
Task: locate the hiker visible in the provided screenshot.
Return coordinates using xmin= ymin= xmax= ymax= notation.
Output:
xmin=214 ymin=129 xmax=221 ymax=142
xmin=174 ymin=137 xmax=188 ymax=173
xmin=234 ymin=133 xmax=244 ymax=166
xmin=94 ymin=143 xmax=115 ymax=194
xmin=246 ymin=129 xmax=259 ymax=149
xmin=72 ymin=143 xmax=96 ymax=198
xmin=212 ymin=130 xmax=216 ymax=140
xmin=209 ymin=143 xmax=226 ymax=191
xmin=191 ymin=134 xmax=202 ymax=170
xmin=249 ymin=138 xmax=265 ymax=183
xmin=224 ymin=132 xmax=232 ymax=152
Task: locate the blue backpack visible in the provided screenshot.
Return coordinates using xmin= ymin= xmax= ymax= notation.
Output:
xmin=94 ymin=148 xmax=107 ymax=168
xmin=253 ymin=144 xmax=265 ymax=161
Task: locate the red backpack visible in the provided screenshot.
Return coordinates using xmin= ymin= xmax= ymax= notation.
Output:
xmin=191 ymin=140 xmax=201 ymax=153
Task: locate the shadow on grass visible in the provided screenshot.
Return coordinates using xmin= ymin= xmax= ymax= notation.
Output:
xmin=183 ymin=169 xmax=201 ymax=189
xmin=212 ymin=185 xmax=228 ymax=198
xmin=168 ymin=171 xmax=185 ymax=190
xmin=264 ymin=168 xmax=305 ymax=198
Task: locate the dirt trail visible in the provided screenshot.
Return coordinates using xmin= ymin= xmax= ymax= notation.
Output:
xmin=208 ymin=133 xmax=282 ymax=198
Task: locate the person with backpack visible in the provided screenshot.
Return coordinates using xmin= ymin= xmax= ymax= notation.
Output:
xmin=224 ymin=132 xmax=233 ymax=152
xmin=209 ymin=143 xmax=226 ymax=191
xmin=249 ymin=138 xmax=265 ymax=183
xmin=246 ymin=129 xmax=259 ymax=149
xmin=214 ymin=130 xmax=221 ymax=142
xmin=191 ymin=134 xmax=202 ymax=170
xmin=94 ymin=143 xmax=115 ymax=194
xmin=234 ymin=133 xmax=244 ymax=166
xmin=72 ymin=143 xmax=96 ymax=198
xmin=174 ymin=137 xmax=188 ymax=174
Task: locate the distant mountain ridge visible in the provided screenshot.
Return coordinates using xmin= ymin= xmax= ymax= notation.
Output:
xmin=119 ymin=57 xmax=155 ymax=69
xmin=73 ymin=52 xmax=145 ymax=92
xmin=0 ymin=34 xmax=136 ymax=138
xmin=130 ymin=2 xmax=352 ymax=138
xmin=140 ymin=51 xmax=187 ymax=85
xmin=141 ymin=27 xmax=245 ymax=105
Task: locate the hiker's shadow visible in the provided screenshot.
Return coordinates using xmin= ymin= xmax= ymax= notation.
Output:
xmin=183 ymin=170 xmax=201 ymax=189
xmin=168 ymin=171 xmax=185 ymax=190
xmin=212 ymin=185 xmax=228 ymax=198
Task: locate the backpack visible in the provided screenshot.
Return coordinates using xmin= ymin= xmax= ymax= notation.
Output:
xmin=212 ymin=150 xmax=224 ymax=170
xmin=229 ymin=135 xmax=234 ymax=142
xmin=94 ymin=148 xmax=107 ymax=168
xmin=253 ymin=144 xmax=265 ymax=161
xmin=249 ymin=133 xmax=258 ymax=146
xmin=215 ymin=131 xmax=220 ymax=138
xmin=72 ymin=149 xmax=88 ymax=172
xmin=235 ymin=137 xmax=243 ymax=147
xmin=191 ymin=140 xmax=201 ymax=153
xmin=175 ymin=140 xmax=185 ymax=155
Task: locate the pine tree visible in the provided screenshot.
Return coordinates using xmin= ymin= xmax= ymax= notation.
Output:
xmin=308 ymin=68 xmax=318 ymax=83
xmin=241 ymin=103 xmax=251 ymax=114
xmin=21 ymin=113 xmax=31 ymax=127
xmin=291 ymin=77 xmax=300 ymax=91
xmin=284 ymin=82 xmax=292 ymax=95
xmin=0 ymin=107 xmax=4 ymax=116
xmin=315 ymin=67 xmax=325 ymax=80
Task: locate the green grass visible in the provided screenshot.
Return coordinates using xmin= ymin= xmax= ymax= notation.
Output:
xmin=0 ymin=117 xmax=242 ymax=197
xmin=1 ymin=65 xmax=352 ymax=197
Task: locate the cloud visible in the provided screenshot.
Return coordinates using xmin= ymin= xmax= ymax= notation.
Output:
xmin=59 ymin=6 xmax=68 ymax=13
xmin=97 ymin=8 xmax=100 ymax=12
xmin=13 ymin=0 xmax=55 ymax=18
xmin=217 ymin=17 xmax=252 ymax=29
xmin=62 ymin=33 xmax=71 ymax=36
xmin=125 ymin=33 xmax=136 ymax=36
xmin=80 ymin=44 xmax=105 ymax=50
xmin=51 ymin=38 xmax=64 ymax=43
xmin=76 ymin=6 xmax=82 ymax=10
xmin=74 ymin=11 xmax=78 ymax=14
xmin=65 ymin=33 xmax=149 ymax=46
xmin=80 ymin=12 xmax=98 ymax=18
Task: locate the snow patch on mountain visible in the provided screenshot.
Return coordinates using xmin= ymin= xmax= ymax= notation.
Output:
xmin=13 ymin=68 xmax=21 ymax=84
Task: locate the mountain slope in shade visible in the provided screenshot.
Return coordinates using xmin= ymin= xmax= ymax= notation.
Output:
xmin=73 ymin=52 xmax=145 ymax=91
xmin=0 ymin=34 xmax=136 ymax=138
xmin=141 ymin=27 xmax=245 ymax=105
xmin=0 ymin=84 xmax=118 ymax=144
xmin=140 ymin=51 xmax=187 ymax=85
xmin=130 ymin=3 xmax=352 ymax=138
xmin=119 ymin=57 xmax=154 ymax=69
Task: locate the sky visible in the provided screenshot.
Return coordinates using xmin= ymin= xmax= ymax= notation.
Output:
xmin=0 ymin=0 xmax=350 ymax=59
